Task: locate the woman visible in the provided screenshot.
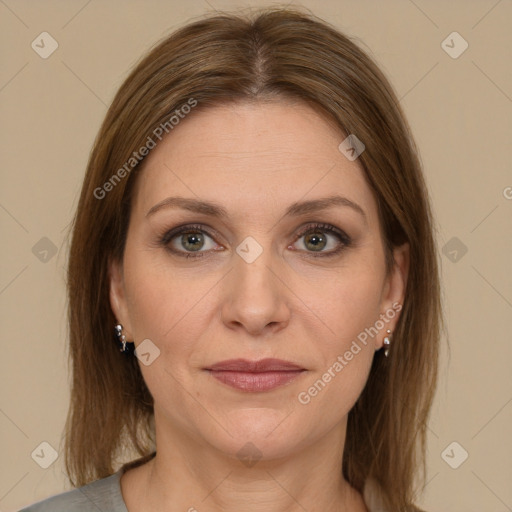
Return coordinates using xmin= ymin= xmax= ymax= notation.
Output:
xmin=20 ymin=7 xmax=441 ymax=512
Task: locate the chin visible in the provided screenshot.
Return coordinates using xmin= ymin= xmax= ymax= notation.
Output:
xmin=202 ymin=413 xmax=308 ymax=463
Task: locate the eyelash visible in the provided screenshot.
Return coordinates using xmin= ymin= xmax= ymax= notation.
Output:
xmin=159 ymin=222 xmax=352 ymax=259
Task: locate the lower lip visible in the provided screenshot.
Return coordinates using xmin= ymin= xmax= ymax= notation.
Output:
xmin=207 ymin=370 xmax=305 ymax=392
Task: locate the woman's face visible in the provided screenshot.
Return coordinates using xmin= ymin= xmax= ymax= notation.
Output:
xmin=110 ymin=100 xmax=408 ymax=461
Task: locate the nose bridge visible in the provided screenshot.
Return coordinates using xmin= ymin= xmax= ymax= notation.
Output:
xmin=233 ymin=234 xmax=278 ymax=299
xmin=221 ymin=233 xmax=290 ymax=333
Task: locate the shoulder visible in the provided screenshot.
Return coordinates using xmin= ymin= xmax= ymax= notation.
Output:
xmin=18 ymin=470 xmax=127 ymax=512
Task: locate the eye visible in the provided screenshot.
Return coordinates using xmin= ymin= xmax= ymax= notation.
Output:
xmin=159 ymin=222 xmax=351 ymax=259
xmin=161 ymin=224 xmax=221 ymax=258
xmin=290 ymin=223 xmax=351 ymax=257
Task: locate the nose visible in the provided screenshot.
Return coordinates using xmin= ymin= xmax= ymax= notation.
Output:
xmin=220 ymin=245 xmax=291 ymax=337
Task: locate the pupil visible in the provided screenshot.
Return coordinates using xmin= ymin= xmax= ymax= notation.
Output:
xmin=183 ymin=233 xmax=203 ymax=251
xmin=305 ymin=232 xmax=326 ymax=251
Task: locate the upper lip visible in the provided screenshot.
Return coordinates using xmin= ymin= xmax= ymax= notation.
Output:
xmin=205 ymin=358 xmax=305 ymax=372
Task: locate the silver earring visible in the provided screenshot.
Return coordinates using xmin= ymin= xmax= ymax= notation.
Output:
xmin=114 ymin=324 xmax=134 ymax=353
xmin=383 ymin=329 xmax=392 ymax=357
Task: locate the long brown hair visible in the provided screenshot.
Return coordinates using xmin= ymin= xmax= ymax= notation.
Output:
xmin=64 ymin=7 xmax=442 ymax=511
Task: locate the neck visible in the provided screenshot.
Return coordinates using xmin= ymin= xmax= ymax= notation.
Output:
xmin=123 ymin=413 xmax=367 ymax=512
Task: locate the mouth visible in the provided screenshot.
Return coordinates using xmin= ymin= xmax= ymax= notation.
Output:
xmin=203 ymin=358 xmax=307 ymax=392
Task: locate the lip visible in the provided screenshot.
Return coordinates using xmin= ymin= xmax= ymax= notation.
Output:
xmin=205 ymin=358 xmax=305 ymax=372
xmin=204 ymin=358 xmax=306 ymax=392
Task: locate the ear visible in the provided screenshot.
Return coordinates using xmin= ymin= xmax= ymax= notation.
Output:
xmin=109 ymin=257 xmax=133 ymax=339
xmin=376 ymin=242 xmax=409 ymax=350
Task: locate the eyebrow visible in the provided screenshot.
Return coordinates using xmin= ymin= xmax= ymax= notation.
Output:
xmin=146 ymin=195 xmax=367 ymax=224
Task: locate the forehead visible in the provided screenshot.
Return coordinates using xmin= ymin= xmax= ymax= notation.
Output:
xmin=131 ymin=100 xmax=378 ymax=224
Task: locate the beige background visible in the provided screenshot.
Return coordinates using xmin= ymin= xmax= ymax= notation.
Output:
xmin=1 ymin=1 xmax=511 ymax=511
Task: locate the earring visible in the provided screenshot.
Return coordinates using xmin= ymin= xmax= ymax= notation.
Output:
xmin=383 ymin=329 xmax=392 ymax=357
xmin=114 ymin=324 xmax=134 ymax=353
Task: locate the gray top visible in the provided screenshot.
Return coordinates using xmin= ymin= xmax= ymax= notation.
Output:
xmin=18 ymin=469 xmax=128 ymax=512
xmin=19 ymin=469 xmax=399 ymax=512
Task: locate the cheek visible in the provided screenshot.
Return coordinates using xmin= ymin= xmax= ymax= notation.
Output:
xmin=295 ymin=277 xmax=380 ymax=426
xmin=125 ymin=270 xmax=193 ymax=344
xmin=305 ymin=261 xmax=385 ymax=349
xmin=294 ymin=261 xmax=384 ymax=400
xmin=122 ymin=245 xmax=219 ymax=361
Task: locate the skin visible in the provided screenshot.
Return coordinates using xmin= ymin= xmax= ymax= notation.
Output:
xmin=110 ymin=100 xmax=409 ymax=512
